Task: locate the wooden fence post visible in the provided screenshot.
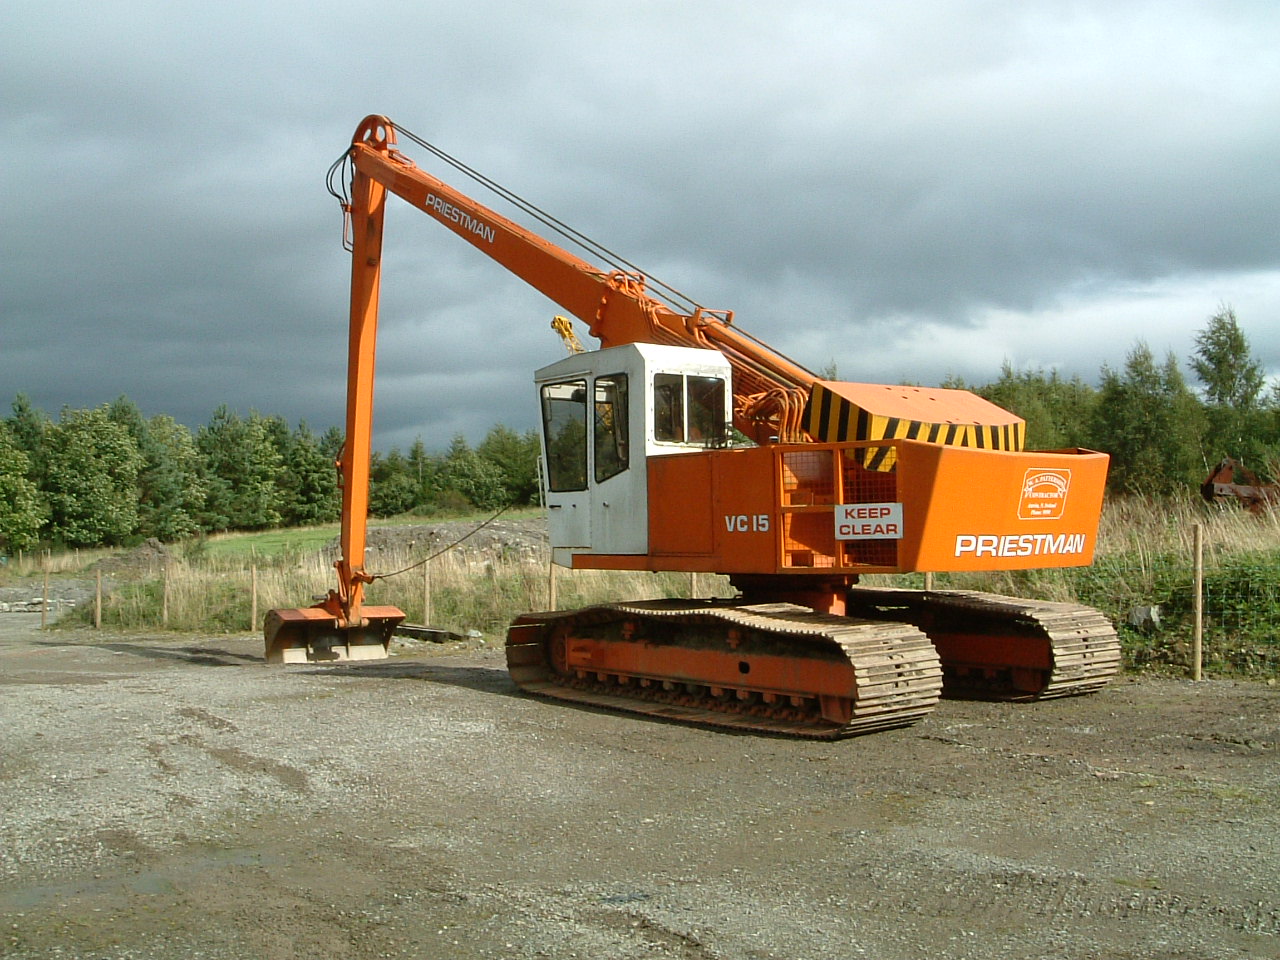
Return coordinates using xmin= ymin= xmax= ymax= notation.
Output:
xmin=251 ymin=565 xmax=259 ymax=632
xmin=41 ymin=567 xmax=49 ymax=629
xmin=94 ymin=569 xmax=102 ymax=629
xmin=1192 ymin=523 xmax=1203 ymax=682
xmin=423 ymin=560 xmax=432 ymax=625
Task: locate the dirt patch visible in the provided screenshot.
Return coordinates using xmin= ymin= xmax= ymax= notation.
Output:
xmin=0 ymin=580 xmax=100 ymax=614
xmin=88 ymin=537 xmax=174 ymax=577
xmin=0 ymin=615 xmax=1277 ymax=959
xmin=0 ymin=538 xmax=172 ymax=613
xmin=360 ymin=516 xmax=550 ymax=564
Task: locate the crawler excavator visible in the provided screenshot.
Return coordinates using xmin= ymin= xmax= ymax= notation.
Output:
xmin=265 ymin=116 xmax=1121 ymax=738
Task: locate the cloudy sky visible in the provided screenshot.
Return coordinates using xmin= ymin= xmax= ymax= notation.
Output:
xmin=4 ymin=1 xmax=1278 ymax=451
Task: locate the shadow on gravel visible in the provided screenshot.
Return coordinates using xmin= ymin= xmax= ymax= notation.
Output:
xmin=111 ymin=643 xmax=263 ymax=667
xmin=293 ymin=660 xmax=520 ymax=698
xmin=28 ymin=636 xmax=522 ymax=696
xmin=305 ymin=661 xmax=772 ymax=735
xmin=31 ymin=638 xmax=259 ymax=667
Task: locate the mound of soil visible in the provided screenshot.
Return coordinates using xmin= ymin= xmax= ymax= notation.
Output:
xmin=356 ymin=516 xmax=550 ymax=564
xmin=88 ymin=537 xmax=174 ymax=577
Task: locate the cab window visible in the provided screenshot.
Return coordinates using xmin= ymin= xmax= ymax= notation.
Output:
xmin=594 ymin=374 xmax=629 ymax=482
xmin=688 ymin=376 xmax=727 ymax=445
xmin=653 ymin=373 xmax=685 ymax=442
xmin=654 ymin=373 xmax=726 ymax=446
xmin=540 ymin=380 xmax=587 ymax=491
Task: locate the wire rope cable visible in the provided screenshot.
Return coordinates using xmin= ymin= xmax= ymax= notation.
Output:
xmin=368 ymin=502 xmax=516 ymax=581
xmin=393 ymin=123 xmax=704 ymax=318
xmin=329 ymin=119 xmax=705 ymax=318
xmin=390 ymin=124 xmax=816 ymax=381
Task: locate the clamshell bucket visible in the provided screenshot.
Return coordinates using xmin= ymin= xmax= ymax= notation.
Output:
xmin=264 ymin=604 xmax=404 ymax=664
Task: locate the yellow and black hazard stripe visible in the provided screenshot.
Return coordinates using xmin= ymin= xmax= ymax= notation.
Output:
xmin=803 ymin=384 xmax=1026 ymax=470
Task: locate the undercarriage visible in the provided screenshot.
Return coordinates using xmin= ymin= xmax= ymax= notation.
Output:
xmin=506 ymin=590 xmax=1120 ymax=738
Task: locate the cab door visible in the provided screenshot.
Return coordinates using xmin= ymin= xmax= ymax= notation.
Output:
xmin=589 ymin=372 xmax=645 ymax=553
xmin=540 ymin=378 xmax=591 ymax=547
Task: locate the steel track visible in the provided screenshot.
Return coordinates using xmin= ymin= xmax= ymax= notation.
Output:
xmin=845 ymin=587 xmax=1122 ymax=699
xmin=507 ymin=600 xmax=943 ymax=739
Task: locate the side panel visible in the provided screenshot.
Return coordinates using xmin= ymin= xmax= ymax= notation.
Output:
xmin=547 ymin=493 xmax=591 ymax=548
xmin=711 ymin=447 xmax=781 ymax=572
xmin=589 ymin=469 xmax=648 ymax=553
xmin=607 ymin=440 xmax=1109 ymax=577
xmin=897 ymin=443 xmax=1109 ymax=571
xmin=648 ymin=447 xmax=776 ymax=572
xmin=648 ymin=454 xmax=716 ymax=555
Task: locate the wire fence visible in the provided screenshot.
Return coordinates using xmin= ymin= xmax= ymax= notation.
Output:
xmin=1117 ymin=533 xmax=1279 ymax=679
xmin=916 ymin=525 xmax=1280 ymax=680
xmin=23 ymin=518 xmax=1280 ymax=681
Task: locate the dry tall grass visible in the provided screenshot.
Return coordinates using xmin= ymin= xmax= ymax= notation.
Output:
xmin=80 ymin=538 xmax=733 ymax=637
xmin=1 ymin=546 xmax=117 ymax=579
xmin=1097 ymin=495 xmax=1280 ymax=561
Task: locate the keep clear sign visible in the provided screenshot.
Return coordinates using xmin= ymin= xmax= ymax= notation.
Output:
xmin=835 ymin=502 xmax=904 ymax=540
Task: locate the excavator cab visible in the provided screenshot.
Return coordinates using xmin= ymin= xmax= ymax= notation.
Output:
xmin=536 ymin=343 xmax=733 ymax=564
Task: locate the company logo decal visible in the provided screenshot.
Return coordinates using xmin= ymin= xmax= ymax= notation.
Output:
xmin=955 ymin=533 xmax=1087 ymax=558
xmin=1019 ymin=468 xmax=1071 ymax=520
xmin=425 ymin=193 xmax=497 ymax=244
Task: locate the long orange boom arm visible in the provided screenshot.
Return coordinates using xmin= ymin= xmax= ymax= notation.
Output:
xmin=345 ymin=115 xmax=817 ymax=444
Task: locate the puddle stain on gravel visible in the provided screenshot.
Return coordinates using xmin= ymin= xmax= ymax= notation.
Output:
xmin=0 ymin=671 xmax=127 ymax=686
xmin=202 ymin=744 xmax=310 ymax=793
xmin=145 ymin=731 xmax=310 ymax=793
xmin=176 ymin=705 xmax=240 ymax=733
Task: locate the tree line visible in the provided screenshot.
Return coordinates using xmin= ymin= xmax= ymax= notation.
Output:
xmin=0 ymin=396 xmax=540 ymax=553
xmin=0 ymin=307 xmax=1271 ymax=553
xmin=964 ymin=306 xmax=1274 ymax=496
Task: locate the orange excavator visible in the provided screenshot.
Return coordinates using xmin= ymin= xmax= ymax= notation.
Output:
xmin=266 ymin=116 xmax=1121 ymax=738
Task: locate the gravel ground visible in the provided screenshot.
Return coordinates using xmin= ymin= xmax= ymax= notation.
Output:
xmin=1 ymin=612 xmax=1277 ymax=960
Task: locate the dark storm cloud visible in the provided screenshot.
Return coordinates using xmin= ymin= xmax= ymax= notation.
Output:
xmin=3 ymin=1 xmax=1279 ymax=448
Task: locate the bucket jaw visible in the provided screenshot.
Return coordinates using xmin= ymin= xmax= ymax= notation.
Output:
xmin=264 ymin=604 xmax=405 ymax=664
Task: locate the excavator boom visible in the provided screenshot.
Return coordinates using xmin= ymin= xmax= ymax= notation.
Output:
xmin=263 ymin=120 xmax=406 ymax=663
xmin=343 ymin=117 xmax=816 ymax=443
